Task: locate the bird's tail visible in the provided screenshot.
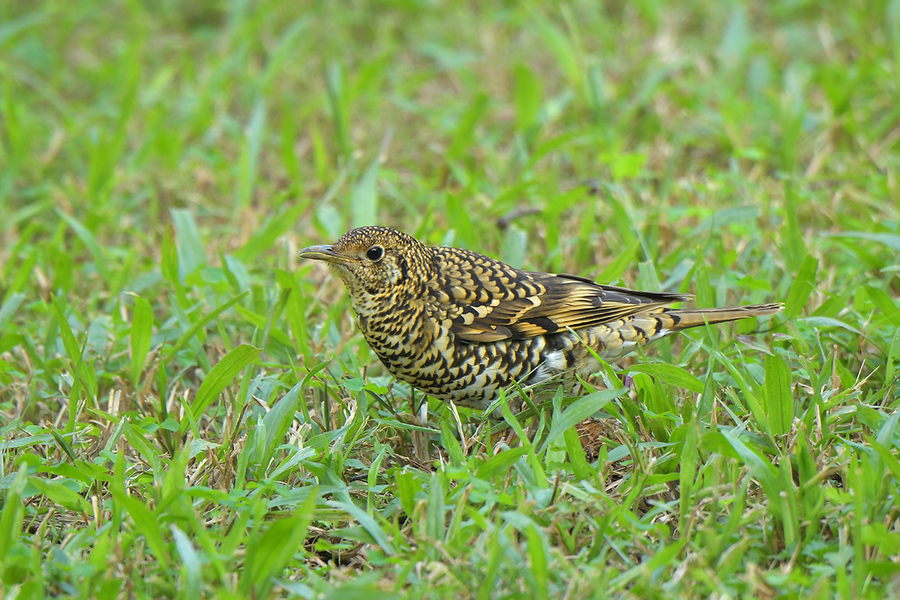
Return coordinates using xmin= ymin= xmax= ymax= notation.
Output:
xmin=663 ymin=303 xmax=783 ymax=331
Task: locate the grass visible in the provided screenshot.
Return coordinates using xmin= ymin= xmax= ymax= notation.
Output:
xmin=2 ymin=0 xmax=900 ymax=597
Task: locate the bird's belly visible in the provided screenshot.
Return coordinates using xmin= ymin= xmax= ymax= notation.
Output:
xmin=361 ymin=328 xmax=551 ymax=407
xmin=359 ymin=323 xmax=635 ymax=408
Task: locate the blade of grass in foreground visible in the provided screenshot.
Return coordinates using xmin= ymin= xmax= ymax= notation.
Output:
xmin=129 ymin=292 xmax=153 ymax=388
xmin=187 ymin=344 xmax=261 ymax=431
xmin=0 ymin=466 xmax=27 ymax=565
xmin=784 ymin=254 xmax=818 ymax=318
xmin=764 ymin=354 xmax=794 ymax=437
xmin=539 ymin=388 xmax=625 ymax=455
xmin=241 ymin=492 xmax=316 ymax=598
xmin=628 ymin=362 xmax=704 ymax=393
xmin=327 ymin=499 xmax=396 ymax=556
xmin=164 ymin=291 xmax=249 ymax=360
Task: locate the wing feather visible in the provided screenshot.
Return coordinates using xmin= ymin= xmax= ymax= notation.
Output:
xmin=430 ymin=248 xmax=691 ymax=343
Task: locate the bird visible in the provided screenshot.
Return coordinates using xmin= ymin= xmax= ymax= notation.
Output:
xmin=299 ymin=226 xmax=782 ymax=410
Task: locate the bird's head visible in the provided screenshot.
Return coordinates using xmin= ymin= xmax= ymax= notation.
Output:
xmin=299 ymin=226 xmax=433 ymax=304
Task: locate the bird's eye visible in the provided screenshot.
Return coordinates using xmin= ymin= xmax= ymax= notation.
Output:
xmin=366 ymin=245 xmax=384 ymax=262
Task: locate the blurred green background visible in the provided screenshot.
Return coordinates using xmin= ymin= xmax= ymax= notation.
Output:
xmin=2 ymin=0 xmax=900 ymax=598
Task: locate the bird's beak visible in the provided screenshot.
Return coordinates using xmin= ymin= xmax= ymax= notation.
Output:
xmin=298 ymin=244 xmax=340 ymax=263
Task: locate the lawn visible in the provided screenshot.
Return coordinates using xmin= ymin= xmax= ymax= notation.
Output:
xmin=2 ymin=0 xmax=900 ymax=598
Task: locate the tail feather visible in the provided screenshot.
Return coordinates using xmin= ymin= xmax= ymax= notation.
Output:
xmin=664 ymin=303 xmax=783 ymax=331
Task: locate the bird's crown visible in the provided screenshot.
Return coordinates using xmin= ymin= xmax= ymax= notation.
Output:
xmin=331 ymin=226 xmax=422 ymax=256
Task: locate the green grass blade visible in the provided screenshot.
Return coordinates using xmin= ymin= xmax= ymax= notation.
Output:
xmin=514 ymin=63 xmax=542 ymax=140
xmin=171 ymin=525 xmax=201 ymax=600
xmin=425 ymin=471 xmax=445 ymax=559
xmin=782 ymin=181 xmax=807 ymax=271
xmin=115 ymin=492 xmax=170 ymax=570
xmin=128 ymin=292 xmax=153 ymax=387
xmin=440 ymin=418 xmax=466 ymax=468
xmin=28 ymin=477 xmax=91 ymax=512
xmin=475 ymin=446 xmax=529 ymax=479
xmin=325 ymin=60 xmax=350 ymax=159
xmin=328 ymin=500 xmax=396 ymax=556
xmin=241 ymin=492 xmax=316 ymax=597
xmin=189 ymin=344 xmax=261 ymax=426
xmin=539 ymin=388 xmax=624 ymax=455
xmin=562 ymin=425 xmax=592 ymax=480
xmin=525 ymin=524 xmax=549 ymax=600
xmin=55 ymin=209 xmax=108 ymax=281
xmin=0 ymin=466 xmax=27 ymax=564
xmin=784 ymin=254 xmax=818 ymax=318
xmin=165 ymin=291 xmax=249 ymax=360
xmin=237 ymin=98 xmax=266 ymax=210
xmin=764 ymin=354 xmax=793 ymax=437
xmin=0 ymin=292 xmax=24 ymax=333
xmin=447 ymin=93 xmax=489 ymax=160
xmin=235 ymin=200 xmax=310 ymax=263
xmin=628 ymin=362 xmax=704 ymax=393
xmin=170 ymin=209 xmax=207 ymax=281
xmin=529 ymin=8 xmax=580 ymax=86
xmin=597 ymin=238 xmax=641 ymax=284
xmin=350 ymin=154 xmax=379 ymax=228
xmin=261 ymin=381 xmax=303 ymax=463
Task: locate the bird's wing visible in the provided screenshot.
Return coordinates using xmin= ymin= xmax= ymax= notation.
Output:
xmin=431 ymin=248 xmax=691 ymax=343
